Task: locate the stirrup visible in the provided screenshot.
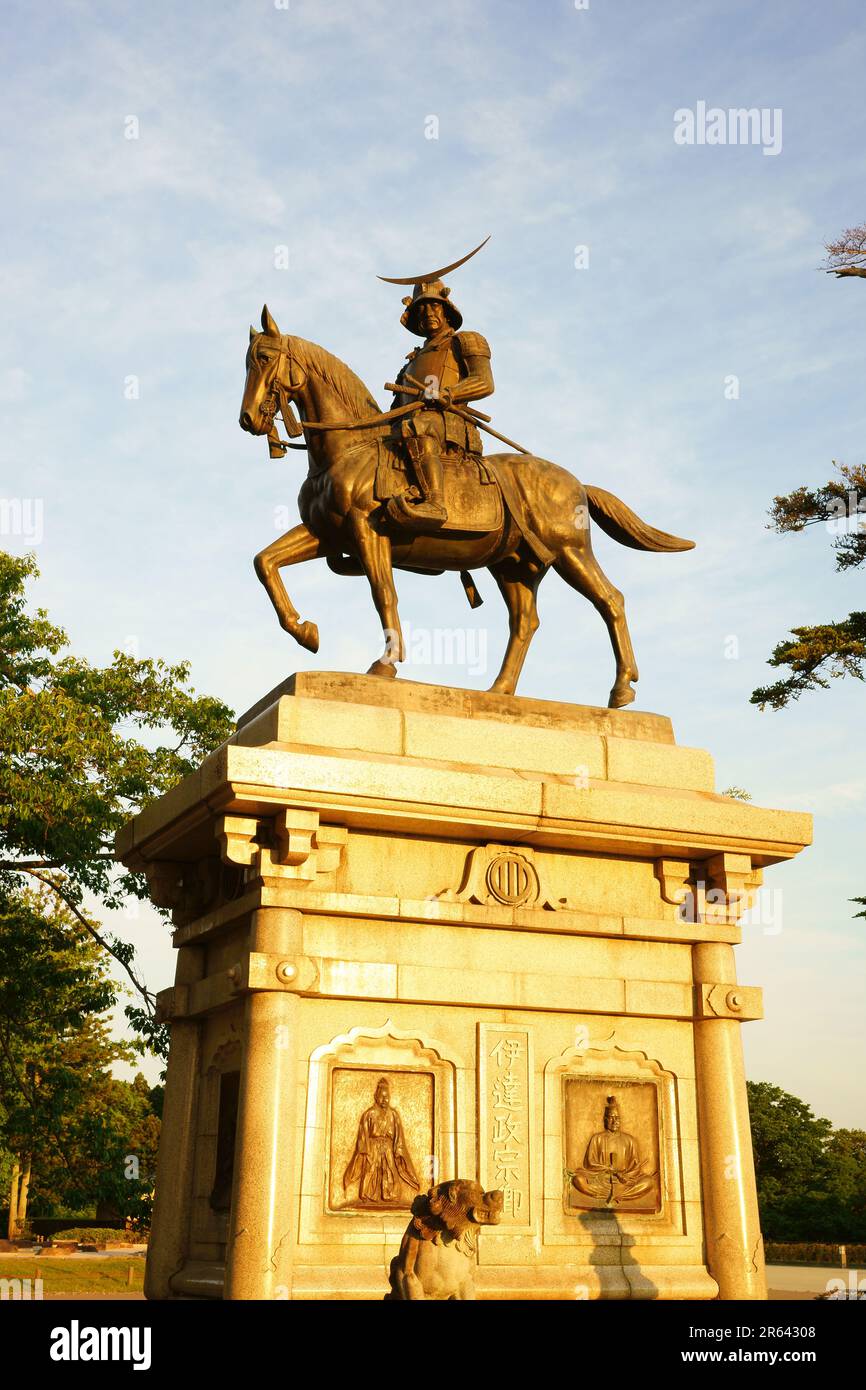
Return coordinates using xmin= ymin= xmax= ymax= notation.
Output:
xmin=386 ymin=493 xmax=448 ymax=531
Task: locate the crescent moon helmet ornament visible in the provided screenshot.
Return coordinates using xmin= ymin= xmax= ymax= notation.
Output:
xmin=377 ymin=235 xmax=491 ymax=285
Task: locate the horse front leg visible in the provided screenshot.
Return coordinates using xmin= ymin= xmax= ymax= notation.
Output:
xmin=348 ymin=516 xmax=404 ymax=677
xmin=254 ymin=523 xmax=323 ymax=653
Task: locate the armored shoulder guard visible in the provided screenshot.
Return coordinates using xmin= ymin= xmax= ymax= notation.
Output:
xmin=455 ymin=330 xmax=491 ymax=359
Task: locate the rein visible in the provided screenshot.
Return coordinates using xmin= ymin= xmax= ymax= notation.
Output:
xmin=258 ymin=333 xmax=531 ymax=457
xmin=261 ymin=333 xmax=426 ymax=456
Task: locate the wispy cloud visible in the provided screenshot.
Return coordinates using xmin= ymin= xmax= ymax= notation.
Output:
xmin=3 ymin=0 xmax=865 ymax=1116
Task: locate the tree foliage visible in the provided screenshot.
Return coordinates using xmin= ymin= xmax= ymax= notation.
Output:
xmin=825 ymin=221 xmax=866 ymax=280
xmin=751 ymin=612 xmax=866 ymax=711
xmin=0 ymin=551 xmax=233 ymax=899
xmin=747 ymin=1081 xmax=866 ymax=1242
xmin=752 ymin=242 xmax=864 ymax=921
xmin=0 ymin=885 xmax=160 ymax=1221
xmin=751 ymin=463 xmax=866 ymax=711
xmin=0 ymin=551 xmax=233 ymax=1030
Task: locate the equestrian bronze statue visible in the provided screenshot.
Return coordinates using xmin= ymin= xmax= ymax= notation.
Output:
xmin=238 ymin=248 xmax=694 ymax=708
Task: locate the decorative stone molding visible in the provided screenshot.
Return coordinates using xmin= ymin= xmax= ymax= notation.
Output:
xmin=145 ymin=860 xmax=185 ymax=910
xmin=242 ymin=951 xmax=318 ymax=994
xmin=216 ymin=816 xmax=260 ymax=867
xmin=205 ymin=1038 xmax=242 ymax=1074
xmin=439 ymin=843 xmax=572 ymax=910
xmin=155 ymin=983 xmax=189 ymax=1023
xmin=703 ymin=853 xmax=763 ymax=923
xmin=654 ymin=859 xmax=691 ymax=907
xmin=157 ymin=953 xmax=319 ymax=1021
xmin=654 ymin=855 xmax=763 ymax=925
xmin=215 ymin=808 xmax=347 ymax=886
xmin=696 ymin=983 xmax=763 ymax=1021
xmin=144 ymin=857 xmax=225 ymax=925
xmin=273 ymin=808 xmax=318 ymax=865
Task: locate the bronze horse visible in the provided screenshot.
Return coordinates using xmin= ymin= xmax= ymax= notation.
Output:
xmin=239 ymin=306 xmax=694 ymax=707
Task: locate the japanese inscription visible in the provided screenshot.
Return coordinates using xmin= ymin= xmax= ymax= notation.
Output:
xmin=478 ymin=1024 xmax=533 ymax=1229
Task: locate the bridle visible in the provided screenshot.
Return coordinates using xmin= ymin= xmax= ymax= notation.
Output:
xmin=248 ymin=332 xmax=531 ymax=460
xmin=250 ymin=332 xmax=429 ymax=458
xmin=252 ymin=334 xmax=308 ymax=457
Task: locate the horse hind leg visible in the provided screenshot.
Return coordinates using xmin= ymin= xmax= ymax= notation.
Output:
xmin=348 ymin=516 xmax=405 ymax=678
xmin=488 ymin=551 xmax=546 ymax=696
xmin=553 ymin=537 xmax=639 ymax=709
xmin=254 ymin=523 xmax=322 ymax=653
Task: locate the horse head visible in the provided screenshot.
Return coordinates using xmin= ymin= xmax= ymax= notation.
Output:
xmin=239 ymin=305 xmax=307 ymax=440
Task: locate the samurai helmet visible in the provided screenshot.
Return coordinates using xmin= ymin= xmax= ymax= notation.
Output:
xmin=379 ymin=237 xmax=489 ymax=337
xmin=400 ymin=279 xmax=463 ymax=336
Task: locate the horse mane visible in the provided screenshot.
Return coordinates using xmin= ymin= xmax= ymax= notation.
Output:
xmin=288 ymin=336 xmax=381 ymax=419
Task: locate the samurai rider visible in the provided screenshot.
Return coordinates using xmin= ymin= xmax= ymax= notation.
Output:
xmin=388 ymin=278 xmax=494 ymax=528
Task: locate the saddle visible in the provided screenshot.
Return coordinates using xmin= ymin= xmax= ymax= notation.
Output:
xmin=374 ymin=442 xmax=503 ymax=534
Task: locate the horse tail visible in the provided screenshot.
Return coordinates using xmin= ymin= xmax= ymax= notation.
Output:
xmin=585 ymin=486 xmax=695 ymax=553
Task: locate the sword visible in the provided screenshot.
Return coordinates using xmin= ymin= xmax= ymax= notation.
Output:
xmin=451 ymin=407 xmax=531 ymax=456
xmin=383 ymin=380 xmax=530 ymax=455
xmin=384 ymin=379 xmax=491 ymax=423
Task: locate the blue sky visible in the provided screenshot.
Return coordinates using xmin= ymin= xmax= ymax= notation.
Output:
xmin=2 ymin=0 xmax=864 ymax=1124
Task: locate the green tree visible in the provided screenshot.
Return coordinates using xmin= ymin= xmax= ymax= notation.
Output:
xmin=0 ymin=551 xmax=233 ymax=1042
xmin=824 ymin=1129 xmax=866 ymax=1241
xmin=0 ymin=884 xmax=154 ymax=1227
xmin=752 ymin=237 xmax=865 ymax=918
xmin=22 ymin=1051 xmax=161 ymax=1223
xmin=748 ymin=1082 xmax=832 ymax=1196
xmin=747 ymin=1081 xmax=866 ymax=1243
xmin=750 ymin=462 xmax=866 ymax=712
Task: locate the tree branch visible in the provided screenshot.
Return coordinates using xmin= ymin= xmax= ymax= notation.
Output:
xmin=0 ymin=856 xmax=116 ymax=870
xmin=24 ymin=869 xmax=155 ymax=1015
xmin=750 ymin=613 xmax=866 ymax=709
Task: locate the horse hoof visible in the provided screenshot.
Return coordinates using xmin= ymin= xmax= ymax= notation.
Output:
xmin=608 ymin=682 xmax=636 ymax=710
xmin=366 ymin=659 xmax=398 ymax=680
xmin=297 ymin=621 xmax=319 ymax=654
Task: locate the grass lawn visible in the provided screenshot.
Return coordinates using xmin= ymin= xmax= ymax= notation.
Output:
xmin=0 ymin=1257 xmax=145 ymax=1296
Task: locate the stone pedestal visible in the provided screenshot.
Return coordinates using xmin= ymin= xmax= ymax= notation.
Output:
xmin=118 ymin=673 xmax=810 ymax=1300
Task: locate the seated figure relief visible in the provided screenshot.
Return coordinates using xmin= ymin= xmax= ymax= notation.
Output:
xmin=570 ymin=1093 xmax=657 ymax=1208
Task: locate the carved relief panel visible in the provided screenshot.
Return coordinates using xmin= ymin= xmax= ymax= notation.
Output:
xmin=543 ymin=1041 xmax=689 ymax=1248
xmin=299 ymin=1021 xmax=468 ymax=1246
xmin=329 ymin=1067 xmax=433 ymax=1212
xmin=564 ymin=1078 xmax=661 ymax=1215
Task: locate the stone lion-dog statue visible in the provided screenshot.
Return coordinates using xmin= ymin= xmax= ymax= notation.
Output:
xmin=387 ymin=1180 xmax=504 ymax=1300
